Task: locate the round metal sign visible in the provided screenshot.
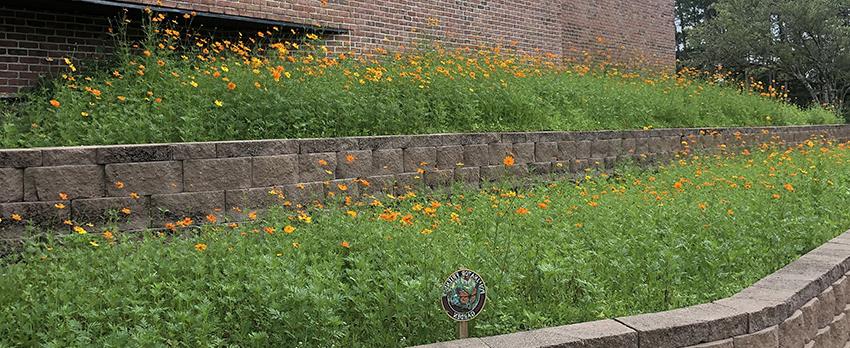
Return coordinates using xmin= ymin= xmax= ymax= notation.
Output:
xmin=441 ymin=269 xmax=487 ymax=321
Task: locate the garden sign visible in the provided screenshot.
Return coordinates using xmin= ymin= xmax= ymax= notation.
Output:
xmin=441 ymin=269 xmax=487 ymax=338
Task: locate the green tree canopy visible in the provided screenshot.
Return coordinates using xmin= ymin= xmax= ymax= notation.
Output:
xmin=690 ymin=0 xmax=850 ymax=111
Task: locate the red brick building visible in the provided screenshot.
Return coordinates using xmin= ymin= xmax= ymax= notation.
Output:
xmin=0 ymin=0 xmax=675 ymax=97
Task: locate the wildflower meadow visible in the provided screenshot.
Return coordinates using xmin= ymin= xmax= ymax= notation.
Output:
xmin=2 ymin=136 xmax=850 ymax=346
xmin=0 ymin=12 xmax=840 ymax=148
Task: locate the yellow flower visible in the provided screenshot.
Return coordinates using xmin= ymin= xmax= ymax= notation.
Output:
xmin=420 ymin=228 xmax=433 ymax=235
xmin=190 ymin=81 xmax=198 ymax=88
xmin=74 ymin=226 xmax=87 ymax=235
xmin=214 ymin=100 xmax=223 ymax=107
xmin=248 ymin=211 xmax=258 ymax=220
xmin=292 ymin=242 xmax=300 ymax=249
xmin=117 ymin=96 xmax=126 ymax=102
xmin=80 ymin=112 xmax=89 ymax=117
xmin=346 ymin=210 xmax=358 ymax=218
xmin=89 ymin=241 xmax=99 ymax=247
xmin=54 ymin=203 xmax=66 ymax=209
xmin=121 ymin=207 xmax=131 ymax=215
xmin=194 ymin=243 xmax=207 ymax=252
xmin=284 ymin=225 xmax=296 ymax=234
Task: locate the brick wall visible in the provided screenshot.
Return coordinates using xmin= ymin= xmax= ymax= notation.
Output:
xmin=0 ymin=0 xmax=675 ymax=97
xmin=1 ymin=124 xmax=848 ymax=239
xmin=416 ymin=229 xmax=850 ymax=348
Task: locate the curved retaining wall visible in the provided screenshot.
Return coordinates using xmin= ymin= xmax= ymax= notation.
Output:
xmin=1 ymin=124 xmax=849 ymax=240
xmin=414 ymin=229 xmax=850 ymax=348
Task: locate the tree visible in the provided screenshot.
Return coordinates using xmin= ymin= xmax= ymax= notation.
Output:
xmin=675 ymin=0 xmax=716 ymax=62
xmin=690 ymin=0 xmax=850 ymax=111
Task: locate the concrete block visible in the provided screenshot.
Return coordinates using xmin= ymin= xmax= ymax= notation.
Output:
xmin=372 ymin=149 xmax=403 ymax=175
xmin=0 ymin=168 xmax=23 ymax=203
xmin=298 ymin=152 xmax=336 ymax=182
xmin=252 ymin=155 xmax=298 ymax=186
xmin=0 ymin=149 xmax=42 ymax=168
xmin=487 ymin=143 xmax=512 ymax=165
xmin=171 ymin=143 xmax=216 ymax=160
xmin=25 ymin=165 xmax=104 ymax=200
xmin=71 ymin=196 xmax=150 ymax=231
xmin=454 ymin=167 xmax=480 ymax=186
xmin=215 ymin=139 xmax=297 ymax=157
xmin=336 ymin=150 xmax=372 ymax=178
xmin=732 ymin=325 xmax=778 ymax=348
xmin=512 ymin=142 xmax=535 ymax=164
xmin=617 ymin=303 xmax=747 ymax=348
xmin=534 ymin=141 xmax=558 ymax=162
xmin=778 ymin=310 xmax=807 ymax=348
xmin=1 ymin=201 xmax=70 ymax=237
xmin=403 ymin=147 xmax=436 ymax=172
xmin=150 ymin=191 xmax=224 ymax=227
xmin=97 ymin=144 xmax=171 ymax=163
xmin=183 ymin=158 xmax=251 ymax=192
xmin=557 ymin=141 xmax=576 ymax=160
xmin=462 ymin=144 xmax=489 ymax=167
xmin=437 ymin=146 xmax=464 ymax=170
xmin=298 ymin=137 xmax=358 ymax=153
xmin=105 ymin=161 xmax=183 ymax=196
xmin=42 ymin=147 xmax=97 ymax=165
xmin=283 ymin=182 xmax=323 ymax=206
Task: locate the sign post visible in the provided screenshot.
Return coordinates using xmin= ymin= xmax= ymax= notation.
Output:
xmin=440 ymin=269 xmax=487 ymax=340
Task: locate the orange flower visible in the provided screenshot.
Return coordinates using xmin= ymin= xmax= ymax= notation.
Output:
xmin=10 ymin=213 xmax=22 ymax=221
xmin=698 ymin=202 xmax=707 ymax=210
xmin=379 ymin=210 xmax=400 ymax=222
xmin=783 ymin=183 xmax=794 ymax=192
xmin=340 ymin=241 xmax=350 ymax=248
xmin=673 ymin=181 xmax=683 ymax=190
xmin=727 ymin=209 xmax=735 ymax=216
xmin=227 ymin=82 xmax=237 ymax=90
xmin=283 ymin=225 xmax=296 ymax=234
xmin=121 ymin=207 xmax=131 ymax=215
xmin=318 ymin=159 xmax=329 ymax=166
xmin=129 ymin=192 xmax=140 ymax=199
xmin=537 ymin=202 xmax=548 ymax=209
xmin=248 ymin=211 xmax=258 ymax=220
xmin=401 ymin=214 xmax=414 ymax=225
xmin=337 ymin=183 xmax=348 ymax=191
xmin=263 ymin=226 xmax=275 ymax=235
xmin=772 ymin=193 xmax=781 ymax=199
xmin=503 ymin=155 xmax=515 ymax=167
xmin=346 ymin=154 xmax=356 ymax=163
xmin=49 ymin=99 xmax=61 ymax=108
xmin=194 ymin=243 xmax=207 ymax=252
xmin=165 ymin=222 xmax=177 ymax=231
xmin=114 ymin=181 xmax=125 ymax=189
xmin=205 ymin=214 xmax=218 ymax=224
xmin=58 ymin=192 xmax=69 ymax=200
xmin=515 ymin=207 xmax=529 ymax=215
xmin=102 ymin=230 xmax=114 ymax=240
xmin=587 ymin=201 xmax=599 ymax=207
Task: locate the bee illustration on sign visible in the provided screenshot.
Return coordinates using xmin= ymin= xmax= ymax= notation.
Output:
xmin=441 ymin=269 xmax=487 ymax=321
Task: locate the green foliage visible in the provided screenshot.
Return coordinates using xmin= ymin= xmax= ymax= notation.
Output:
xmin=0 ymin=14 xmax=839 ymax=149
xmin=3 ymin=139 xmax=850 ymax=346
xmin=690 ymin=0 xmax=850 ymax=112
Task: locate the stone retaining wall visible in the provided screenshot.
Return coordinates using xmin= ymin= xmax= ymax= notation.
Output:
xmin=415 ymin=229 xmax=850 ymax=348
xmin=1 ymin=124 xmax=849 ymax=240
